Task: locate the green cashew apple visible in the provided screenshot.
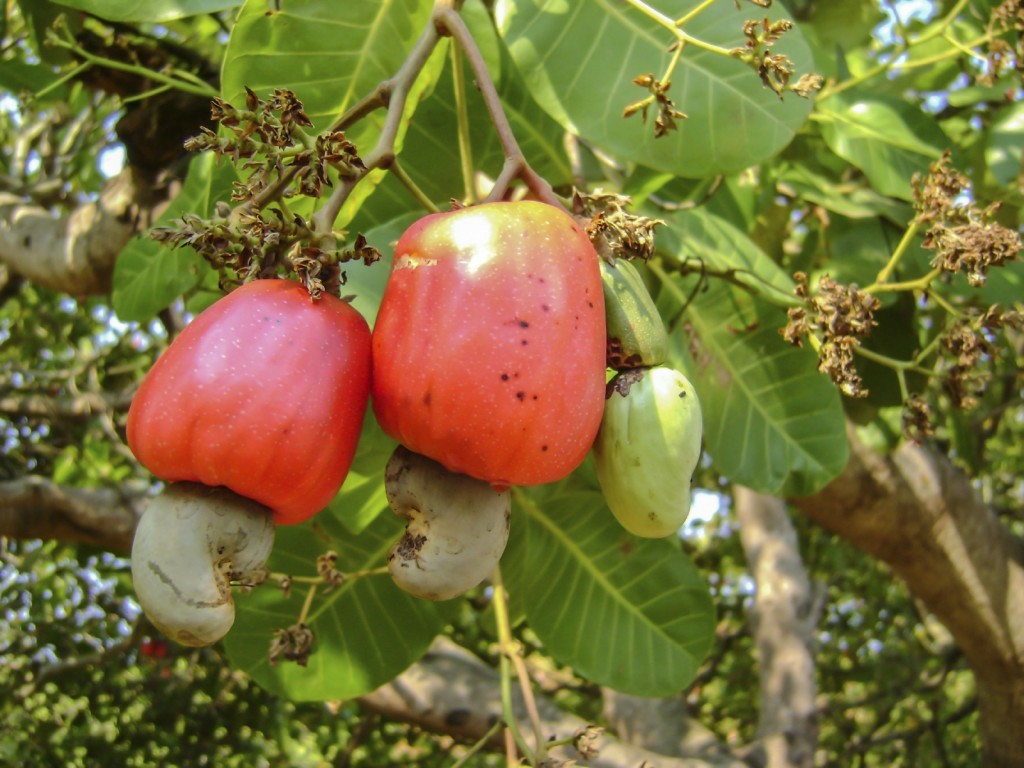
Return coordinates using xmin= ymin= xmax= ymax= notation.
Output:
xmin=600 ymin=256 xmax=668 ymax=370
xmin=593 ymin=366 xmax=703 ymax=538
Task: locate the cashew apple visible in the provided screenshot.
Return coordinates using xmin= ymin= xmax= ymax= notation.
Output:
xmin=127 ymin=278 xmax=372 ymax=525
xmin=371 ymin=201 xmax=606 ymax=489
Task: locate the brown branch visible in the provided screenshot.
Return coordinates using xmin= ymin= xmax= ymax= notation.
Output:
xmin=0 ymin=475 xmax=144 ymax=552
xmin=0 ymin=390 xmax=134 ymax=421
xmin=790 ymin=423 xmax=1024 ymax=767
xmin=360 ymin=637 xmax=749 ymax=768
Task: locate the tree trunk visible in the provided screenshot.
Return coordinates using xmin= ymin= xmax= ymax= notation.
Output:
xmin=735 ymin=487 xmax=819 ymax=768
xmin=791 ymin=425 xmax=1024 ymax=767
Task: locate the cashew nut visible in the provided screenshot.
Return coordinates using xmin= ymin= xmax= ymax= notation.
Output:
xmin=385 ymin=447 xmax=511 ymax=601
xmin=131 ymin=482 xmax=275 ymax=647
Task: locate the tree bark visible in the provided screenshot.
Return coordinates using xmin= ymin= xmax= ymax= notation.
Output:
xmin=735 ymin=487 xmax=819 ymax=768
xmin=0 ymin=475 xmax=143 ymax=552
xmin=360 ymin=637 xmax=750 ymax=768
xmin=790 ymin=425 xmax=1024 ymax=767
xmin=0 ymin=167 xmax=160 ymax=296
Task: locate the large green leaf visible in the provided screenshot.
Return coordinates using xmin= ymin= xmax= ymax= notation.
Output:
xmin=52 ymin=0 xmax=241 ymax=22
xmin=658 ymin=207 xmax=798 ymax=309
xmin=815 ymin=90 xmax=949 ymax=200
xmin=661 ymin=274 xmax=848 ymax=496
xmin=225 ymin=511 xmax=455 ymax=701
xmin=986 ymin=101 xmax=1024 ymax=189
xmin=495 ymin=0 xmax=814 ymax=177
xmin=111 ymin=153 xmax=235 ymax=323
xmin=505 ymin=489 xmax=714 ymax=697
xmin=222 ymin=0 xmax=435 ymax=131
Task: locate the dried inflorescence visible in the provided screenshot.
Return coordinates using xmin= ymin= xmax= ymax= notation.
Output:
xmin=783 ymin=273 xmax=881 ymax=397
xmin=268 ymin=622 xmax=315 ymax=668
xmin=730 ymin=18 xmax=822 ymax=98
xmin=914 ymin=152 xmax=1022 ymax=287
xmin=575 ymin=190 xmax=662 ymax=262
xmin=901 ymin=393 xmax=935 ymax=444
xmin=983 ymin=0 xmax=1024 ymax=86
xmin=156 ymin=89 xmax=381 ymax=295
xmin=623 ymin=73 xmax=687 ymax=138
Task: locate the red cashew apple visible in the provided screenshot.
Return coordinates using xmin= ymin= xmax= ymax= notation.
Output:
xmin=127 ymin=278 xmax=372 ymax=525
xmin=371 ymin=201 xmax=607 ymax=488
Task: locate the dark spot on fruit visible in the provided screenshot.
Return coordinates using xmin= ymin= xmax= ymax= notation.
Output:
xmin=395 ymin=532 xmax=427 ymax=559
xmin=501 ymin=373 xmax=509 ymax=381
xmin=518 ymin=320 xmax=529 ymax=328
xmin=521 ymin=339 xmax=528 ymax=346
xmin=532 ymin=395 xmax=538 ymax=400
xmin=516 ymin=391 xmax=525 ymax=400
xmin=423 ymin=392 xmax=432 ymax=407
xmin=541 ymin=445 xmax=548 ymax=452
xmin=678 ymin=389 xmax=687 ymax=398
xmin=541 ymin=304 xmax=550 ymax=312
xmin=588 ymin=301 xmax=594 ymax=308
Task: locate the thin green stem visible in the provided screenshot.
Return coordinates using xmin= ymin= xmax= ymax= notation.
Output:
xmin=450 ymin=38 xmax=477 ymax=204
xmin=449 ymin=719 xmax=504 ymax=768
xmin=869 ymin=219 xmax=924 ymax=289
xmin=675 ymin=0 xmax=717 ymax=28
xmin=491 ymin=565 xmax=535 ymax=764
xmin=297 ymin=583 xmax=318 ymax=625
xmin=869 ymin=267 xmax=943 ymax=294
xmin=34 ymin=61 xmax=92 ymax=100
xmin=389 ymin=159 xmax=441 ymax=213
xmin=48 ymin=37 xmax=218 ymax=99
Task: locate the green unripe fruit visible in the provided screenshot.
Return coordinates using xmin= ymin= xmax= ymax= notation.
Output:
xmin=600 ymin=257 xmax=669 ymax=370
xmin=593 ymin=366 xmax=703 ymax=538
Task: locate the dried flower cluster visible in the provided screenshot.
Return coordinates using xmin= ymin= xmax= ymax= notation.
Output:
xmin=783 ymin=273 xmax=881 ymax=397
xmin=574 ymin=190 xmax=662 ymax=261
xmin=914 ymin=152 xmax=1022 ymax=286
xmin=269 ymin=622 xmax=315 ymax=668
xmin=983 ymin=0 xmax=1024 ymax=86
xmin=155 ymin=89 xmax=381 ymax=296
xmin=939 ymin=308 xmax=1023 ymax=410
xmin=623 ymin=73 xmax=687 ymax=138
xmin=901 ymin=393 xmax=934 ymax=444
xmin=730 ymin=18 xmax=823 ymax=98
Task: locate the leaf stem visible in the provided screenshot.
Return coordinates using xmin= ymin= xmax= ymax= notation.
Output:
xmin=389 ymin=159 xmax=441 ymax=213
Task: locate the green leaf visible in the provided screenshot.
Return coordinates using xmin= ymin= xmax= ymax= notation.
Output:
xmin=222 ymin=0 xmax=435 ymax=131
xmin=111 ymin=153 xmax=235 ymax=323
xmin=778 ymin=161 xmax=912 ymax=222
xmin=496 ymin=0 xmax=814 ymax=177
xmin=225 ymin=512 xmax=455 ymax=702
xmin=815 ymin=90 xmax=949 ymax=200
xmin=658 ymin=207 xmax=798 ymax=309
xmin=0 ymin=60 xmax=65 ymax=100
xmin=328 ymin=412 xmax=397 ymax=537
xmin=51 ymin=0 xmax=242 ymax=22
xmin=505 ymin=489 xmax=714 ymax=697
xmin=986 ymin=101 xmax=1024 ymax=189
xmin=659 ymin=274 xmax=848 ymax=496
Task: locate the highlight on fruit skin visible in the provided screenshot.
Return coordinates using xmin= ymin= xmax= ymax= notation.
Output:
xmin=384 ymin=446 xmax=511 ymax=601
xmin=593 ymin=366 xmax=703 ymax=538
xmin=130 ymin=482 xmax=275 ymax=647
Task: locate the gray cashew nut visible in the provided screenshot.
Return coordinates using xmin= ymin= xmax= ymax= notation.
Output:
xmin=131 ymin=482 xmax=275 ymax=647
xmin=385 ymin=447 xmax=511 ymax=601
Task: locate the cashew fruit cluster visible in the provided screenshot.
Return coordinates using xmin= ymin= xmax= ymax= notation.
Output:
xmin=127 ymin=278 xmax=372 ymax=645
xmin=593 ymin=366 xmax=703 ymax=538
